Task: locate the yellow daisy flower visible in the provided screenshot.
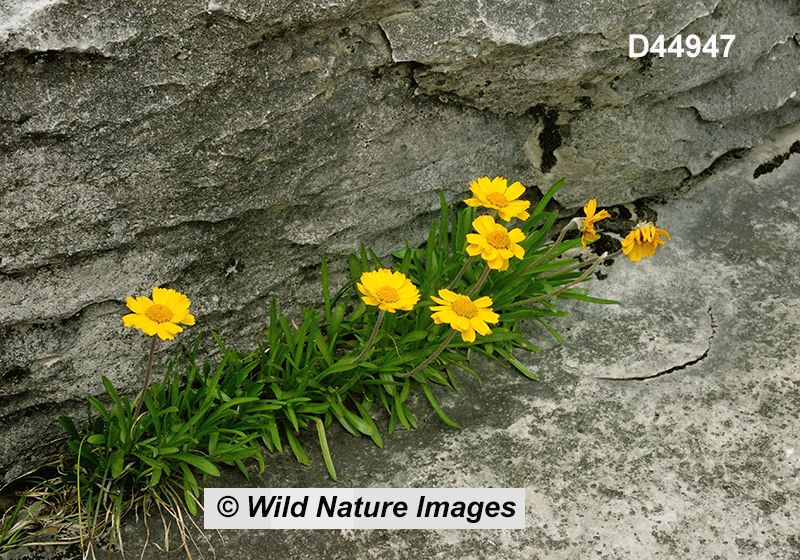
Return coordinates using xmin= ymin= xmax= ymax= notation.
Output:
xmin=579 ymin=199 xmax=611 ymax=249
xmin=430 ymin=289 xmax=499 ymax=343
xmin=123 ymin=287 xmax=195 ymax=341
xmin=357 ymin=269 xmax=420 ymax=313
xmin=464 ymin=176 xmax=531 ymax=221
xmin=466 ymin=215 xmax=526 ymax=271
xmin=621 ymin=222 xmax=671 ymax=262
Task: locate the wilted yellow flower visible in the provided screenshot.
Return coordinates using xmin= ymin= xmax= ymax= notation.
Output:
xmin=464 ymin=176 xmax=531 ymax=221
xmin=358 ymin=269 xmax=420 ymax=313
xmin=466 ymin=215 xmax=525 ymax=271
xmin=579 ymin=199 xmax=611 ymax=249
xmin=621 ymin=222 xmax=671 ymax=262
xmin=430 ymin=289 xmax=499 ymax=342
xmin=123 ymin=287 xmax=195 ymax=340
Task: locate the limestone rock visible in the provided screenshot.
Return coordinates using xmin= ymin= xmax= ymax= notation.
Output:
xmin=2 ymin=0 xmax=800 ymax=481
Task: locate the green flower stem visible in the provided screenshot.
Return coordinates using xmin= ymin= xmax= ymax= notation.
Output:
xmin=520 ymin=218 xmax=578 ymax=276
xmin=351 ymin=308 xmax=386 ymax=364
xmin=397 ymin=330 xmax=458 ymax=378
xmin=448 ymin=255 xmax=475 ymax=289
xmin=467 ymin=264 xmax=491 ymax=297
xmin=516 ymin=251 xmax=609 ymax=306
xmin=541 ymin=248 xmax=624 ymax=278
xmin=133 ymin=336 xmax=157 ymax=419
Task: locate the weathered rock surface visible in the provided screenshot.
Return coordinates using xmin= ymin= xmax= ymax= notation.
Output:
xmin=384 ymin=0 xmax=800 ymax=205
xmin=8 ymin=119 xmax=799 ymax=560
xmin=120 ymin=116 xmax=800 ymax=560
xmin=1 ymin=0 xmax=800 ymax=481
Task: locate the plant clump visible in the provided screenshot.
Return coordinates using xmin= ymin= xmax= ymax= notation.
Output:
xmin=1 ymin=177 xmax=670 ymax=557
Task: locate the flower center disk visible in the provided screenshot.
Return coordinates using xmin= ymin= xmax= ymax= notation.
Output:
xmin=487 ymin=230 xmax=511 ymax=249
xmin=375 ymin=286 xmax=399 ymax=303
xmin=452 ymin=297 xmax=479 ymax=319
xmin=145 ymin=304 xmax=174 ymax=323
xmin=486 ymin=191 xmax=509 ymax=207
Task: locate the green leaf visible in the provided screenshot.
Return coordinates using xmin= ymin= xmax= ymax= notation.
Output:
xmin=495 ymin=347 xmax=539 ymax=381
xmin=399 ymin=330 xmax=429 ymax=344
xmin=328 ymin=302 xmax=346 ymax=342
xmin=352 ymin=398 xmax=383 ymax=448
xmin=439 ymin=191 xmax=449 ymax=259
xmin=169 ymin=453 xmax=221 ymax=477
xmin=348 ymin=253 xmax=362 ymax=281
xmin=110 ymin=451 xmax=125 ymax=479
xmin=312 ymin=324 xmax=334 ymax=367
xmin=360 ymin=243 xmax=370 ymax=271
xmin=59 ymin=416 xmax=79 ymax=440
xmin=86 ymin=396 xmax=110 ymax=422
xmin=285 ymin=427 xmax=310 ymax=466
xmin=368 ymin=248 xmax=385 ymax=270
xmin=86 ymin=434 xmax=106 ymax=445
xmin=321 ymin=256 xmax=331 ymax=322
xmin=285 ymin=403 xmax=300 ymax=433
xmin=420 ymin=382 xmax=460 ymax=428
xmin=315 ymin=418 xmax=337 ymax=481
xmin=532 ymin=176 xmax=564 ymax=216
xmin=537 ymin=318 xmax=564 ymax=344
xmin=183 ymin=487 xmax=198 ymax=516
xmin=559 ymin=292 xmax=620 ymax=305
xmin=101 ymin=376 xmax=123 ymax=410
xmin=150 ymin=465 xmax=163 ymax=487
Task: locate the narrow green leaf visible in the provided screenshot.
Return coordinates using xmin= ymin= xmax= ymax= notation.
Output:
xmin=559 ymin=293 xmax=620 ymax=305
xmin=312 ymin=324 xmax=334 ymax=367
xmin=360 ymin=243 xmax=370 ymax=271
xmin=321 ymin=257 xmax=331 ymax=322
xmin=532 ymin=176 xmax=565 ymax=216
xmin=420 ymin=383 xmax=460 ymax=428
xmin=352 ymin=398 xmax=383 ymax=448
xmin=315 ymin=418 xmax=337 ymax=481
xmin=495 ymin=347 xmax=539 ymax=381
xmin=59 ymin=416 xmax=79 ymax=440
xmin=266 ymin=416 xmax=283 ymax=453
xmin=399 ymin=330 xmax=429 ymax=344
xmin=537 ymin=318 xmax=564 ymax=344
xmin=285 ymin=427 xmax=310 ymax=466
xmin=348 ymin=253 xmax=362 ymax=281
xmin=101 ymin=377 xmax=123 ymax=416
xmin=285 ymin=403 xmax=300 ymax=433
xmin=169 ymin=453 xmax=221 ymax=477
xmin=368 ymin=248 xmax=385 ymax=269
xmin=110 ymin=451 xmax=125 ymax=479
xmin=439 ymin=191 xmax=449 ymax=259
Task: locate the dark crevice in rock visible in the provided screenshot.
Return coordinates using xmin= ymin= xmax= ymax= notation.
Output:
xmin=404 ymin=62 xmax=426 ymax=91
xmin=675 ymin=147 xmax=749 ymax=196
xmin=753 ymin=140 xmax=800 ymax=178
xmin=0 ymin=366 xmax=30 ymax=393
xmin=0 ymin=47 xmax=113 ymax=67
xmin=623 ymin=306 xmax=717 ymax=381
xmin=526 ymin=104 xmax=562 ymax=174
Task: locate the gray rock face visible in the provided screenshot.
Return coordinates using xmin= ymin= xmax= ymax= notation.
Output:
xmin=1 ymin=0 xmax=799 ymax=481
xmin=383 ymin=0 xmax=800 ymax=205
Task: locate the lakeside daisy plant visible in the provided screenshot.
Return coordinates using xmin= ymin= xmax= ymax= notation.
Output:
xmin=11 ymin=176 xmax=671 ymax=556
xmin=123 ymin=286 xmax=195 ymax=418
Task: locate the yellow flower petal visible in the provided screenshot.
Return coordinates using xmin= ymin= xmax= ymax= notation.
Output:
xmin=123 ymin=287 xmax=195 ymax=339
xmin=622 ymin=222 xmax=670 ymax=262
xmin=358 ymin=269 xmax=420 ymax=313
xmin=430 ymin=289 xmax=499 ymax=342
xmin=464 ymin=176 xmax=531 ymax=221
